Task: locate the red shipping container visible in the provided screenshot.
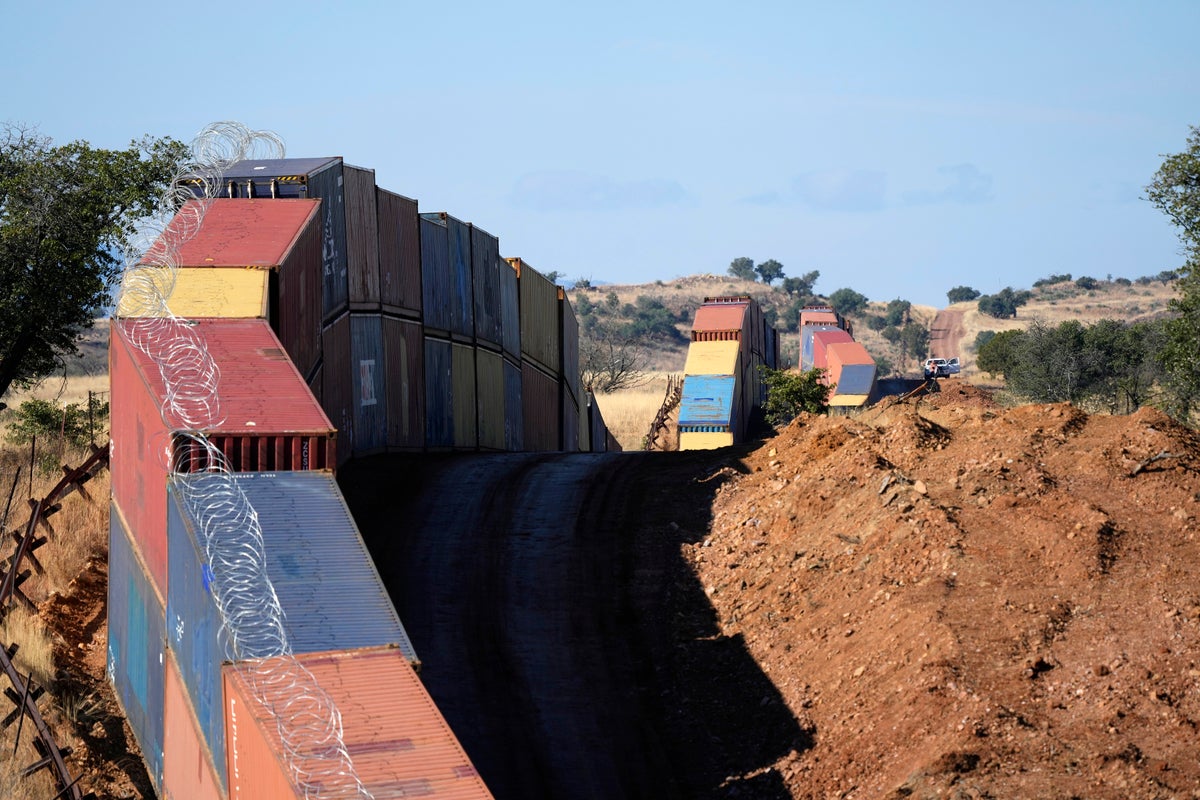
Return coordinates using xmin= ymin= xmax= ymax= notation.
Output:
xmin=811 ymin=329 xmax=854 ymax=371
xmin=162 ymin=650 xmax=225 ymax=800
xmin=142 ymin=198 xmax=323 ymax=380
xmin=521 ymin=359 xmax=560 ymax=452
xmin=691 ymin=302 xmax=749 ymax=342
xmin=223 ymin=648 xmax=494 ymax=799
xmin=109 ymin=318 xmax=335 ymax=595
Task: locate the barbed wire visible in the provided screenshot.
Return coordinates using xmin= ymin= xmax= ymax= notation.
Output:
xmin=114 ymin=122 xmax=371 ymax=799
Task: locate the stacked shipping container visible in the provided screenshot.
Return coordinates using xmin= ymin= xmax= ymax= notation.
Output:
xmin=801 ymin=305 xmax=877 ymax=408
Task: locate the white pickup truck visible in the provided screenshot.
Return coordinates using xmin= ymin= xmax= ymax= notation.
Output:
xmin=923 ymin=357 xmax=961 ymax=379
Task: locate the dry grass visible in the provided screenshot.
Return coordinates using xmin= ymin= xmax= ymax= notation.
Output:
xmin=593 ymin=372 xmax=680 ymax=451
xmin=2 ymin=373 xmax=109 ymax=412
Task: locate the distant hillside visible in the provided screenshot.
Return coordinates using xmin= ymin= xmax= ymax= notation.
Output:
xmin=568 ymin=275 xmax=1179 ymax=380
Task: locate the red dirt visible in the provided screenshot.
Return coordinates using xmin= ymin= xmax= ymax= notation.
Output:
xmin=929 ymin=308 xmax=965 ymax=360
xmin=694 ymin=383 xmax=1200 ymax=798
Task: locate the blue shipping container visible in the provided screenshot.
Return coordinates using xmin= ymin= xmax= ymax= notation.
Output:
xmin=503 ymin=357 xmax=524 ymax=452
xmin=499 ymin=256 xmax=521 ymax=361
xmin=424 ymin=336 xmax=454 ymax=447
xmin=108 ymin=502 xmax=165 ymax=793
xmin=471 ymin=225 xmax=503 ymax=348
xmin=351 ymin=313 xmax=388 ymax=453
xmin=446 ymin=214 xmax=475 ymax=340
xmin=678 ymin=375 xmax=737 ymax=428
xmin=837 ymin=363 xmax=877 ymax=396
xmin=165 ymin=472 xmax=418 ymax=786
xmin=420 ymin=215 xmax=452 ymax=333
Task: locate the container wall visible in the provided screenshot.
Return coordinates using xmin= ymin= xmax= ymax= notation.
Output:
xmin=471 ymin=225 xmax=502 ymax=349
xmin=350 ymin=314 xmax=387 ymax=454
xmin=451 ymin=342 xmax=478 ymax=449
xmin=683 ymin=340 xmax=741 ymax=376
xmin=156 ymin=268 xmax=269 ymax=319
xmin=305 ymin=161 xmax=350 ymax=321
xmin=559 ymin=288 xmax=579 ymax=404
xmin=446 ymin=214 xmax=475 ymax=340
xmin=577 ymin=384 xmax=590 ymax=452
xmin=171 ymin=433 xmax=333 ymax=474
xmin=560 ymin=381 xmax=579 ymax=452
xmin=679 ymin=430 xmax=735 ymax=450
xmin=513 ymin=258 xmax=561 ymax=377
xmin=419 ymin=216 xmax=452 ymax=333
xmin=812 ymin=329 xmax=855 ymax=371
xmin=307 ymin=361 xmax=323 ymax=406
xmin=691 ymin=303 xmax=748 ymax=339
xmin=499 ymin=256 xmax=521 ymax=362
xmin=345 ymin=165 xmax=380 ymax=310
xmin=800 ymin=323 xmax=842 ymax=371
xmin=275 ymin=201 xmax=324 ymax=380
xmin=424 ymin=336 xmax=454 ymax=448
xmin=109 ymin=319 xmax=170 ymax=596
xmin=162 ymin=650 xmax=225 ymax=800
xmin=522 ymin=359 xmax=560 ymax=452
xmin=382 ymin=315 xmax=425 ymax=450
xmin=678 ymin=374 xmax=738 ymax=429
xmin=377 ymin=189 xmax=422 ymax=317
xmin=322 ymin=313 xmax=354 ymax=466
xmin=108 ymin=503 xmax=165 ymax=794
xmin=503 ymin=357 xmax=524 ymax=451
xmin=224 ymin=648 xmax=494 ymax=800
xmin=475 ymin=348 xmax=506 ymax=450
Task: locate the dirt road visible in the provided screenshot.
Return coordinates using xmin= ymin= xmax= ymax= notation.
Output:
xmin=341 ymin=450 xmax=808 ymax=800
xmin=929 ymin=308 xmax=964 ymax=359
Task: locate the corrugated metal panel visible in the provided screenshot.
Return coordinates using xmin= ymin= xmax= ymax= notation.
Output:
xmin=521 ymin=359 xmax=560 ymax=452
xmin=828 ymin=343 xmax=877 ymax=397
xmin=451 ymin=342 xmax=477 ymax=449
xmin=561 ymin=382 xmax=579 ymax=452
xmin=322 ymin=313 xmax=354 ymax=467
xmin=121 ymin=267 xmax=268 ymax=319
xmin=350 ymin=314 xmax=387 ymax=454
xmin=166 ymin=472 xmax=419 ymax=782
xmin=511 ymin=258 xmax=560 ymax=376
xmin=109 ymin=319 xmax=170 ymax=596
xmin=812 ymin=329 xmax=855 ymax=371
xmin=587 ymin=392 xmax=606 ymax=453
xmin=577 ymin=385 xmax=590 ymax=452
xmin=377 ymin=189 xmax=422 ymax=316
xmin=503 ymin=358 xmax=523 ymax=451
xmin=764 ymin=322 xmax=778 ymax=370
xmin=678 ymin=375 xmax=737 ymax=427
xmin=800 ymin=306 xmax=840 ymax=328
xmin=424 ymin=336 xmax=454 ymax=448
xmin=108 ymin=503 xmax=165 ymax=793
xmin=345 ymin=165 xmax=380 ymax=309
xmin=181 ymin=158 xmax=347 ymax=324
xmin=382 ymin=316 xmax=425 ymax=450
xmin=420 ymin=216 xmax=452 ymax=333
xmin=307 ymin=362 xmax=323 ymax=406
xmin=446 ymin=214 xmax=475 ymax=340
xmin=224 ymin=648 xmax=495 ymax=800
xmin=471 ymin=225 xmax=502 ymax=348
xmin=679 ymin=431 xmax=734 ymax=450
xmin=499 ymin=257 xmax=520 ymax=361
xmin=162 ymin=649 xmax=225 ymax=800
xmin=141 ymin=198 xmax=320 ymax=267
xmin=691 ymin=303 xmax=748 ymax=336
xmin=559 ymin=288 xmax=579 ymax=404
xmin=475 ymin=348 xmax=505 ymax=450
xmin=683 ymin=340 xmax=741 ymax=376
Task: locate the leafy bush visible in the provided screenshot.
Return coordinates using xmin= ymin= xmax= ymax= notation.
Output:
xmin=828 ymin=287 xmax=869 ymax=316
xmin=6 ymin=397 xmax=108 ymax=448
xmin=1075 ymin=276 xmax=1099 ymax=290
xmin=1033 ymin=273 xmax=1072 ymax=288
xmin=759 ymin=367 xmax=831 ymax=425
xmin=946 ymin=286 xmax=981 ymax=303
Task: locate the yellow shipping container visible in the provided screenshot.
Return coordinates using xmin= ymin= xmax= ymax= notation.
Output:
xmin=118 ymin=267 xmax=269 ymax=319
xmin=679 ymin=430 xmax=735 ymax=450
xmin=682 ymin=340 xmax=741 ymax=376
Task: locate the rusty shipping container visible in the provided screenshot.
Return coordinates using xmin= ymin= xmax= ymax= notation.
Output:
xmin=108 ymin=503 xmax=165 ymax=794
xmin=471 ymin=224 xmax=503 ymax=349
xmin=499 ymin=257 xmax=521 ymax=362
xmin=420 ymin=215 xmax=452 ymax=334
xmin=166 ymin=472 xmax=419 ymax=789
xmin=503 ymin=357 xmax=524 ymax=451
xmin=511 ymin=258 xmax=560 ymax=377
xmin=345 ymin=165 xmax=380 ymax=310
xmin=452 ymin=341 xmax=477 ymax=449
xmin=162 ymin=650 xmax=224 ymax=800
xmin=691 ymin=301 xmax=749 ymax=342
xmin=382 ymin=315 xmax=425 ymax=450
xmin=522 ymin=359 xmax=560 ymax=452
xmin=476 ymin=347 xmax=506 ymax=450
xmin=137 ymin=197 xmax=323 ymax=383
xmin=180 ymin=157 xmax=350 ymax=322
xmin=110 ymin=318 xmax=336 ymax=595
xmin=424 ymin=336 xmax=453 ymax=448
xmin=377 ymin=188 xmax=422 ymax=317
xmin=559 ymin=287 xmax=579 ymax=405
xmin=350 ymin=314 xmax=387 ymax=455
xmin=224 ymin=647 xmax=494 ymax=800
xmin=322 ymin=313 xmax=354 ymax=467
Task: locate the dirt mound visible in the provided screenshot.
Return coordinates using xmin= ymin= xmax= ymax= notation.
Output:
xmin=694 ymin=389 xmax=1200 ymax=798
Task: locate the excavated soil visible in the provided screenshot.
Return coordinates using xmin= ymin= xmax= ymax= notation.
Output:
xmin=695 ymin=382 xmax=1200 ymax=798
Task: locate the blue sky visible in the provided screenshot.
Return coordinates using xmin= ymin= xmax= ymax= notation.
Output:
xmin=4 ymin=1 xmax=1198 ymax=307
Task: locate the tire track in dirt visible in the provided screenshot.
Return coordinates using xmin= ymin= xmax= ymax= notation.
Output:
xmin=930 ymin=308 xmax=965 ymax=360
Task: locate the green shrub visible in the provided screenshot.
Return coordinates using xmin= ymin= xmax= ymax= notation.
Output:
xmin=759 ymin=366 xmax=831 ymax=425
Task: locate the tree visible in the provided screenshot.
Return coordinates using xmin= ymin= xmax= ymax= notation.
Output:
xmin=0 ymin=125 xmax=187 ymax=400
xmin=883 ymin=298 xmax=911 ymax=327
xmin=1146 ymin=125 xmax=1200 ymax=421
xmin=759 ymin=366 xmax=831 ymax=426
xmin=947 ymin=286 xmax=980 ymax=303
xmin=754 ymin=258 xmax=785 ymax=285
xmin=828 ymin=287 xmax=869 ymax=316
xmin=781 ymin=270 xmax=819 ymax=296
xmin=580 ymin=320 xmax=651 ymax=393
xmin=544 ymin=270 xmax=562 ymax=284
xmin=977 ymin=287 xmax=1031 ymax=319
xmin=727 ymin=257 xmax=756 ymax=281
xmin=976 ymin=329 xmax=1025 ymax=378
